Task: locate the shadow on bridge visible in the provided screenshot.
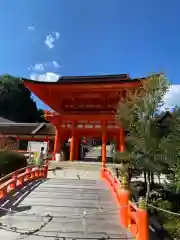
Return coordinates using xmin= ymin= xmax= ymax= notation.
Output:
xmin=0 ymin=179 xmax=45 ymax=217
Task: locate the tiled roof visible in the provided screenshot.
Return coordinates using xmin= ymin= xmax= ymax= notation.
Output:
xmin=0 ymin=117 xmax=15 ymax=123
xmin=0 ymin=123 xmax=55 ymax=135
xmin=23 ymin=73 xmax=158 ymax=85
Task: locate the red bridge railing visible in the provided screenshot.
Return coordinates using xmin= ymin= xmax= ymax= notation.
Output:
xmin=100 ymin=167 xmax=149 ymax=240
xmin=0 ymin=165 xmax=48 ymax=200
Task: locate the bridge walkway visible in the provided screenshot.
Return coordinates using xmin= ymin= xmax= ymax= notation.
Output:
xmin=0 ymin=169 xmax=133 ymax=239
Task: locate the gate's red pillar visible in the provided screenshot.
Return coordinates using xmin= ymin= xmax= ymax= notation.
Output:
xmin=53 ymin=127 xmax=61 ymax=160
xmin=69 ymin=122 xmax=75 ymax=161
xmin=119 ymin=128 xmax=125 ymax=152
xmin=102 ymin=121 xmax=107 ymax=168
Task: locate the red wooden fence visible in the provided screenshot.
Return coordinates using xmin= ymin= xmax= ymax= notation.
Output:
xmin=0 ymin=165 xmax=48 ymax=200
xmin=100 ymin=167 xmax=149 ymax=240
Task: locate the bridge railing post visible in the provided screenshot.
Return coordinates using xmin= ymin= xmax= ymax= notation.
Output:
xmin=17 ymin=175 xmax=24 ymax=187
xmin=38 ymin=167 xmax=43 ymax=177
xmin=35 ymin=166 xmax=39 ymax=178
xmin=24 ymin=167 xmax=31 ymax=182
xmin=0 ymin=186 xmax=6 ymax=199
xmin=100 ymin=167 xmax=105 ymax=179
xmin=119 ymin=174 xmax=130 ymax=228
xmin=137 ymin=197 xmax=149 ymax=240
xmin=30 ymin=168 xmax=35 ymax=180
xmin=44 ymin=164 xmax=48 ymax=178
xmin=101 ymin=167 xmax=149 ymax=239
xmin=8 ymin=173 xmax=17 ymax=191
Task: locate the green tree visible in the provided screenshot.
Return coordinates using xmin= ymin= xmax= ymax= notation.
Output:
xmin=164 ymin=107 xmax=180 ymax=194
xmin=115 ymin=74 xmax=179 ymax=201
xmin=0 ymin=74 xmax=44 ymax=122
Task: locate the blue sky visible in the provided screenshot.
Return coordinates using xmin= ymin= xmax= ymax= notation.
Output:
xmin=0 ymin=0 xmax=180 ymax=109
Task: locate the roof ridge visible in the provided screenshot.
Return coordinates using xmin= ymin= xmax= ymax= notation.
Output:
xmin=22 ymin=73 xmax=160 ymax=84
xmin=31 ymin=122 xmax=46 ymax=134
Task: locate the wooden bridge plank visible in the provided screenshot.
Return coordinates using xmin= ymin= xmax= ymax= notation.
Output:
xmin=0 ymin=178 xmax=133 ymax=239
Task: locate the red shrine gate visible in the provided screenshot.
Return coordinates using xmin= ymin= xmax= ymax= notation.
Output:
xmin=24 ymin=74 xmax=149 ymax=166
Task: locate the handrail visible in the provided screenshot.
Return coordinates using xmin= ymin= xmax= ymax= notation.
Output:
xmin=128 ymin=201 xmax=139 ymax=236
xmin=12 ymin=150 xmax=29 ymax=153
xmin=100 ymin=167 xmax=149 ymax=240
xmin=0 ymin=165 xmax=36 ymax=183
xmin=0 ymin=164 xmax=48 ymax=201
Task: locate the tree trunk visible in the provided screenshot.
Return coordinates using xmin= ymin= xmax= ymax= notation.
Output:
xmin=115 ymin=168 xmax=119 ymax=178
xmin=144 ymin=172 xmax=147 ymax=185
xmin=157 ymin=173 xmax=161 ymax=184
xmin=151 ymin=172 xmax=154 ymax=185
xmin=128 ymin=167 xmax=132 ymax=183
xmin=145 ymin=172 xmax=151 ymax=203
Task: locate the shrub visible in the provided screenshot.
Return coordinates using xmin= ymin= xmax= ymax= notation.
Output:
xmin=0 ymin=151 xmax=27 ymax=177
xmin=149 ymin=198 xmax=180 ymax=239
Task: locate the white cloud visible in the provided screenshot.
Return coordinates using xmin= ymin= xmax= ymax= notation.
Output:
xmin=28 ymin=61 xmax=60 ymax=72
xmin=52 ymin=61 xmax=60 ymax=68
xmin=28 ymin=63 xmax=44 ymax=71
xmin=30 ymin=72 xmax=60 ymax=82
xmin=161 ymin=84 xmax=180 ymax=111
xmin=44 ymin=31 xmax=60 ymax=49
xmin=55 ymin=32 xmax=60 ymax=39
xmin=28 ymin=25 xmax=35 ymax=31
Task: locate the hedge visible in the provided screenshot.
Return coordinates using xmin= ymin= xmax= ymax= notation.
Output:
xmin=0 ymin=151 xmax=27 ymax=177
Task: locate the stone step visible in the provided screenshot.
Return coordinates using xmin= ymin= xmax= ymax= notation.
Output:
xmin=48 ymin=161 xmax=116 ymax=171
xmin=48 ymin=161 xmax=101 ymax=170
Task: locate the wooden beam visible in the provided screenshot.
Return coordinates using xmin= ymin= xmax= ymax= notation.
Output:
xmin=59 ymin=114 xmax=115 ymax=121
xmin=47 ymin=81 xmax=142 ymax=91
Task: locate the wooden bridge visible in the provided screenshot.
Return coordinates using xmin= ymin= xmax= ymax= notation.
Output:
xmin=0 ymin=165 xmax=149 ymax=240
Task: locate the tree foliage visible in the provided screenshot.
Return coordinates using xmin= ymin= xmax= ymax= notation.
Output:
xmin=115 ymin=73 xmax=180 ymax=238
xmin=115 ymin=74 xmax=180 ymax=201
xmin=0 ymin=74 xmax=44 ymax=122
xmin=116 ymin=75 xmax=173 ymax=172
xmin=164 ymin=107 xmax=180 ymax=194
